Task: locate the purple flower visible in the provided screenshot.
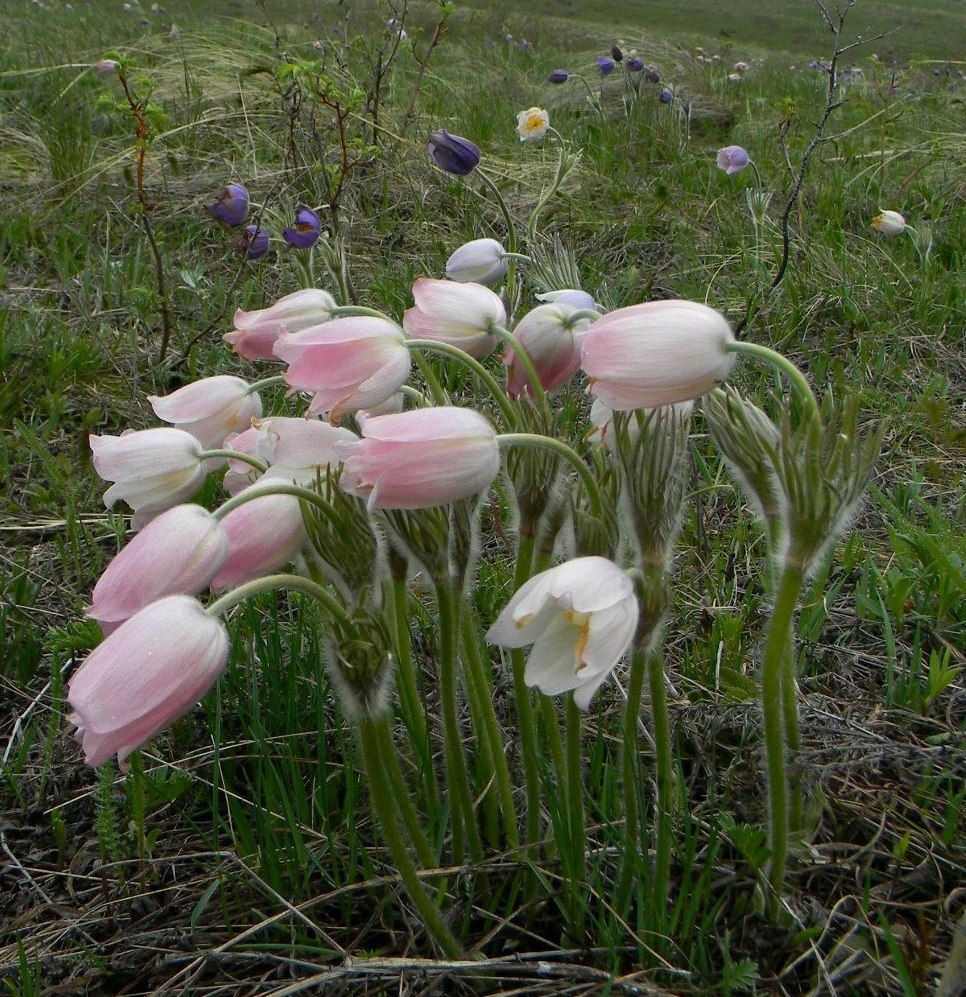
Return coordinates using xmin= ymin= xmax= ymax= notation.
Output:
xmin=716 ymin=145 xmax=750 ymax=175
xmin=427 ymin=129 xmax=480 ymax=176
xmin=659 ymin=87 xmax=673 ymax=104
xmin=237 ymin=225 xmax=270 ymax=261
xmin=519 ymin=39 xmax=532 ymax=52
xmin=596 ymin=55 xmax=616 ymax=78
xmin=645 ymin=67 xmax=661 ymax=84
xmin=548 ymin=68 xmax=569 ymax=84
xmin=209 ymin=183 xmax=250 ymax=227
xmin=626 ymin=57 xmax=644 ymax=73
xmin=282 ymin=205 xmax=321 ymax=249
xmin=93 ymin=59 xmax=120 ymax=74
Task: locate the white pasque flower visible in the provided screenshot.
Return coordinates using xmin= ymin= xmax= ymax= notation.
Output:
xmin=516 ymin=106 xmax=550 ymax=142
xmin=871 ymin=209 xmax=906 ymax=236
xmin=486 ymin=557 xmax=638 ymax=709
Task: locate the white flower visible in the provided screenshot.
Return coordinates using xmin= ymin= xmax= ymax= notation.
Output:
xmin=445 ymin=238 xmax=508 ymax=285
xmin=516 ymin=107 xmax=550 ymax=142
xmin=486 ymin=557 xmax=638 ymax=709
xmin=872 ymin=209 xmax=906 ymax=236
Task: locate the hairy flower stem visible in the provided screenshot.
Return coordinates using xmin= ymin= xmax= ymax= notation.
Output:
xmin=777 ymin=561 xmax=806 ymax=832
xmin=476 ymin=168 xmax=520 ymax=317
xmin=725 ymin=341 xmax=820 ymax=430
xmin=389 ymin=572 xmax=440 ymax=816
xmin=498 ymin=434 xmax=603 ymax=519
xmin=510 ymin=529 xmax=543 ymax=854
xmin=615 ymin=644 xmax=647 ymax=919
xmin=647 ymin=644 xmax=672 ymax=936
xmin=564 ymin=694 xmax=587 ymax=944
xmin=434 ymin=576 xmax=483 ymax=864
xmin=357 ymin=715 xmax=462 ymax=958
xmin=406 ymin=340 xmax=515 ymax=426
xmin=461 ymin=605 xmax=520 ymax=850
xmin=761 ymin=561 xmax=806 ymax=913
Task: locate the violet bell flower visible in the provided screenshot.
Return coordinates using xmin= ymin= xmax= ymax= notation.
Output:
xmin=596 ymin=55 xmax=616 ymax=77
xmin=548 ymin=68 xmax=569 ymax=84
xmin=282 ymin=205 xmax=322 ymax=249
xmin=237 ymin=225 xmax=270 ymax=260
xmin=716 ymin=145 xmax=750 ymax=175
xmin=208 ymin=183 xmax=249 ymax=227
xmin=427 ymin=129 xmax=481 ymax=176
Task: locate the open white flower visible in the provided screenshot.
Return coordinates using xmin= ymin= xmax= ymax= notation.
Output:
xmin=486 ymin=557 xmax=638 ymax=709
xmin=516 ymin=106 xmax=550 ymax=142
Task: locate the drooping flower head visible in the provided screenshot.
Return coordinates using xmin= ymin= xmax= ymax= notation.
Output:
xmin=626 ymin=57 xmax=644 ymax=73
xmin=659 ymin=87 xmax=673 ymax=104
xmin=282 ymin=205 xmax=322 ymax=249
xmin=403 ymin=278 xmax=506 ymax=358
xmin=93 ymin=58 xmax=120 ymax=74
xmin=337 ymin=407 xmax=501 ymax=511
xmin=716 ymin=145 xmax=750 ymax=175
xmin=645 ymin=67 xmax=661 ymax=84
xmin=486 ymin=556 xmax=638 ymax=710
xmin=68 ymin=595 xmax=229 ymax=768
xmin=548 ymin=69 xmax=569 ymax=84
xmin=273 ymin=316 xmax=411 ymax=422
xmin=149 ymin=375 xmax=262 ymax=451
xmin=445 ymin=238 xmax=508 ymax=285
xmin=516 ymin=106 xmax=550 ymax=142
xmin=237 ymin=225 xmax=270 ymax=260
xmin=427 ymin=129 xmax=481 ymax=176
xmin=208 ymin=183 xmax=250 ymax=227
xmin=580 ymin=299 xmax=736 ymax=410
xmin=226 ymin=288 xmax=338 ymax=361
xmin=871 ymin=209 xmax=906 ymax=235
xmin=504 ymin=303 xmax=591 ymax=399
xmin=596 ymin=55 xmax=616 ymax=77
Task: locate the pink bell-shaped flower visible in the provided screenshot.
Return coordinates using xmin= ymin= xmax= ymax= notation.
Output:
xmin=210 ymin=480 xmax=308 ymax=591
xmin=337 ymin=406 xmax=501 ymax=510
xmin=90 ymin=428 xmax=208 ymax=529
xmin=149 ymin=375 xmax=262 ymax=452
xmin=580 ymin=300 xmax=736 ymax=410
xmin=273 ymin=316 xmax=411 ymax=423
xmin=486 ymin=556 xmax=638 ymax=710
xmin=225 ymin=288 xmax=338 ymax=360
xmin=504 ymin=303 xmax=592 ymax=399
xmin=86 ymin=505 xmax=229 ymax=635
xmin=403 ymin=278 xmax=506 ymax=358
xmin=67 ymin=595 xmax=229 ymax=768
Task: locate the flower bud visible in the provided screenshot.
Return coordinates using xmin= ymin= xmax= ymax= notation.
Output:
xmin=645 ymin=67 xmax=661 ymax=83
xmin=716 ymin=145 xmax=750 ymax=175
xmin=548 ymin=69 xmax=569 ymax=84
xmin=626 ymin=57 xmax=644 ymax=72
xmin=596 ymin=55 xmax=616 ymax=77
xmin=659 ymin=87 xmax=673 ymax=103
xmin=208 ymin=182 xmax=249 ymax=227
xmin=427 ymin=129 xmax=481 ymax=176
xmin=445 ymin=238 xmax=508 ymax=285
xmin=871 ymin=209 xmax=906 ymax=236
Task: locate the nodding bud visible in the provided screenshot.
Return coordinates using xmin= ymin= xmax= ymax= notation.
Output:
xmin=645 ymin=67 xmax=661 ymax=83
xmin=871 ymin=209 xmax=906 ymax=236
xmin=626 ymin=57 xmax=644 ymax=72
xmin=237 ymin=225 xmax=270 ymax=261
xmin=427 ymin=129 xmax=481 ymax=176
xmin=611 ymin=45 xmax=623 ymax=62
xmin=660 ymin=87 xmax=673 ymax=104
xmin=209 ymin=183 xmax=249 ymax=227
xmin=596 ymin=55 xmax=616 ymax=77
xmin=93 ymin=58 xmax=120 ymax=74
xmin=548 ymin=68 xmax=569 ymax=84
xmin=716 ymin=145 xmax=750 ymax=175
xmin=282 ymin=205 xmax=321 ymax=249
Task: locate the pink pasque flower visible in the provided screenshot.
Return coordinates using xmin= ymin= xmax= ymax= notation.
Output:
xmin=225 ymin=289 xmax=338 ymax=361
xmin=149 ymin=375 xmax=262 ymax=452
xmin=210 ymin=480 xmax=308 ymax=591
xmin=90 ymin=428 xmax=208 ymax=529
xmin=403 ymin=278 xmax=506 ymax=359
xmin=580 ymin=300 xmax=736 ymax=410
xmin=86 ymin=505 xmax=229 ymax=635
xmin=67 ymin=595 xmax=229 ymax=768
xmin=337 ymin=407 xmax=501 ymax=510
xmin=223 ymin=416 xmax=357 ymax=494
xmin=273 ymin=316 xmax=411 ymax=423
xmin=485 ymin=556 xmax=638 ymax=710
xmin=504 ymin=303 xmax=592 ymax=399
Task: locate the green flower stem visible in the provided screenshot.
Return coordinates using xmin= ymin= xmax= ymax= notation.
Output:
xmin=198 ymin=449 xmax=267 ymax=473
xmin=761 ymin=561 xmax=805 ymax=913
xmin=461 ymin=605 xmax=520 ymax=850
xmin=371 ymin=714 xmax=438 ymax=870
xmin=406 ymin=340 xmax=515 ymax=426
xmin=615 ymin=644 xmax=648 ymax=919
xmin=498 ymin=433 xmax=603 ymax=519
xmin=434 ymin=575 xmax=483 ymax=864
xmin=563 ymin=308 xmax=602 ymax=325
xmin=330 ymin=305 xmax=392 ymax=321
xmin=476 ymin=168 xmax=519 ymax=316
xmin=246 ymin=374 xmax=287 ymax=394
xmin=357 ymin=714 xmax=462 ymax=958
xmin=778 ymin=561 xmax=805 ymax=832
xmin=725 ymin=341 xmax=820 ymax=429
xmin=510 ymin=530 xmax=543 ymax=852
xmin=213 ymin=481 xmax=332 ymax=521
xmin=389 ymin=575 xmax=440 ymax=815
xmin=564 ymin=693 xmax=587 ymax=944
xmin=206 ymin=573 xmax=345 ymax=622
xmin=647 ymin=644 xmax=672 ymax=934
xmin=490 ymin=325 xmax=548 ymax=412
xmin=292 ymin=249 xmax=315 ymax=290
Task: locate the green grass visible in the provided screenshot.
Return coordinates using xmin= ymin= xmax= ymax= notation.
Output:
xmin=0 ymin=0 xmax=963 ymax=993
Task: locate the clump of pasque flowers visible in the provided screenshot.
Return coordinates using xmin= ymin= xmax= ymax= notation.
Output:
xmin=207 ymin=182 xmax=323 ymax=260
